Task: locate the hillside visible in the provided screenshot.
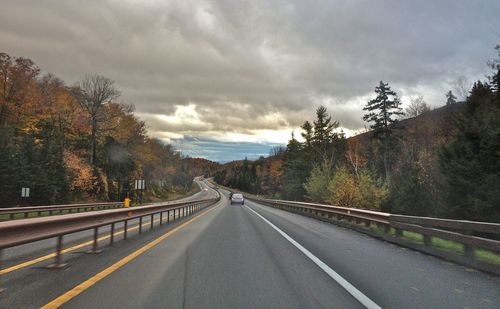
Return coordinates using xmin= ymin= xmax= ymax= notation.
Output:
xmin=212 ymin=101 xmax=480 ymax=219
xmin=215 ymin=102 xmax=464 ymax=193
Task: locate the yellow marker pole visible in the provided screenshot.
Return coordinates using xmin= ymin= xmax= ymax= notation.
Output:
xmin=124 ymin=197 xmax=132 ymax=217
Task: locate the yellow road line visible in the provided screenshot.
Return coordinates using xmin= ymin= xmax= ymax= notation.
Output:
xmin=40 ymin=203 xmax=220 ymax=309
xmin=0 ymin=212 xmax=183 ymax=275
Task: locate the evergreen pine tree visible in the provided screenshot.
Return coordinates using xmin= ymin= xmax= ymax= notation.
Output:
xmin=362 ymin=81 xmax=404 ymax=179
xmin=301 ymin=121 xmax=313 ymax=150
xmin=312 ymin=106 xmax=339 ymax=158
xmin=446 ymin=90 xmax=457 ymax=105
xmin=439 ymin=80 xmax=500 ymax=221
xmin=281 ymin=132 xmax=309 ymax=200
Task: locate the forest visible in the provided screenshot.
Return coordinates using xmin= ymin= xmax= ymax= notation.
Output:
xmin=0 ymin=52 xmax=211 ymax=207
xmin=214 ymin=45 xmax=500 ymax=223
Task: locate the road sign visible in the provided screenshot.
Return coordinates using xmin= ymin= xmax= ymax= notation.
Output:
xmin=21 ymin=187 xmax=30 ymax=198
xmin=134 ymin=179 xmax=145 ymax=190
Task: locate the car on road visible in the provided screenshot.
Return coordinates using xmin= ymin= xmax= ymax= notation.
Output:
xmin=230 ymin=193 xmax=244 ymax=205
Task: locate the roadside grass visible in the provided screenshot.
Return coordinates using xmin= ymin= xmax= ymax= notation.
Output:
xmin=431 ymin=237 xmax=462 ymax=254
xmin=0 ymin=210 xmax=56 ymax=221
xmin=337 ymin=217 xmax=500 ymax=265
xmin=475 ymin=249 xmax=500 ymax=265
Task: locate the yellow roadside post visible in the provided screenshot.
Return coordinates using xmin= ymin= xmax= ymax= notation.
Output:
xmin=124 ymin=197 xmax=132 ymax=217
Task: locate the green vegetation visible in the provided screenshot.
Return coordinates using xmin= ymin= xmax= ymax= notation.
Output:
xmin=439 ymin=79 xmax=500 ymax=221
xmin=476 ymin=249 xmax=500 ymax=265
xmin=339 ymin=218 xmax=500 ymax=265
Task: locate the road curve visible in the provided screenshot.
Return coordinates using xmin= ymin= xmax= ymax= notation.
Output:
xmin=1 ymin=181 xmax=499 ymax=308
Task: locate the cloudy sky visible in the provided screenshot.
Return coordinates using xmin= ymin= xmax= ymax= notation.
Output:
xmin=1 ymin=0 xmax=499 ymax=161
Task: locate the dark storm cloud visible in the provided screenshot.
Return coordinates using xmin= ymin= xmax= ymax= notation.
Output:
xmin=1 ymin=0 xmax=499 ymax=155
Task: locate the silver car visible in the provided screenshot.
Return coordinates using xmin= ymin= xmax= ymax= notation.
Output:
xmin=230 ymin=193 xmax=244 ymax=205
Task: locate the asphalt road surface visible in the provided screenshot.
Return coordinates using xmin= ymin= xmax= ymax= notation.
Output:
xmin=1 ymin=179 xmax=499 ymax=308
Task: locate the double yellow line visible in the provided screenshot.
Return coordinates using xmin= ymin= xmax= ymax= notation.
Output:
xmin=2 ymin=213 xmax=176 ymax=275
xmin=41 ymin=202 xmax=221 ymax=308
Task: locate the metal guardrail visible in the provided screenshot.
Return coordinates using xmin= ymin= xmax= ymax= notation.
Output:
xmin=0 ymin=202 xmax=126 ymax=221
xmin=0 ymin=194 xmax=220 ymax=268
xmin=248 ymin=196 xmax=500 ymax=275
xmin=0 ymin=177 xmax=211 ymax=221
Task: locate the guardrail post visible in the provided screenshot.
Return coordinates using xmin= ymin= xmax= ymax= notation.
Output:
xmin=151 ymin=214 xmax=154 ymax=230
xmin=167 ymin=210 xmax=170 ymax=222
xmin=395 ymin=228 xmax=403 ymax=237
xmin=47 ymin=235 xmax=66 ymax=268
xmin=160 ymin=212 xmax=163 ymax=225
xmin=423 ymin=234 xmax=431 ymax=246
xmin=464 ymin=244 xmax=474 ymax=260
xmin=462 ymin=230 xmax=475 ymax=260
xmin=0 ymin=249 xmax=4 ymax=292
xmin=110 ymin=223 xmax=115 ymax=245
xmin=87 ymin=227 xmax=101 ymax=254
xmin=139 ymin=217 xmax=143 ymax=234
xmin=124 ymin=220 xmax=128 ymax=240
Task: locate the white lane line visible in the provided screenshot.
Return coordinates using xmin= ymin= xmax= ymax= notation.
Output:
xmin=244 ymin=205 xmax=382 ymax=309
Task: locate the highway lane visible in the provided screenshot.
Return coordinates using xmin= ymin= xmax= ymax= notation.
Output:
xmin=60 ymin=188 xmax=498 ymax=309
xmin=48 ymin=190 xmax=364 ymax=309
xmin=242 ymin=198 xmax=500 ymax=308
xmin=2 ymin=182 xmax=499 ymax=308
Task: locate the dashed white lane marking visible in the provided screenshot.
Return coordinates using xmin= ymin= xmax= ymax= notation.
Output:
xmin=244 ymin=205 xmax=382 ymax=309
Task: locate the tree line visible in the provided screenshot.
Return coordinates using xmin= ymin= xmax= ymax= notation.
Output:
xmin=215 ymin=45 xmax=500 ymax=222
xmin=0 ymin=52 xmax=201 ymax=207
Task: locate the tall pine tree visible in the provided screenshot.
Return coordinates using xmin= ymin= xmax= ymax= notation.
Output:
xmin=312 ymin=106 xmax=340 ymax=160
xmin=363 ymin=81 xmax=404 ymax=180
xmin=446 ymin=90 xmax=457 ymax=105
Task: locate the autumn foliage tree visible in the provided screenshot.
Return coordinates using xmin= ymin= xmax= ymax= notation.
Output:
xmin=0 ymin=52 xmax=205 ymax=207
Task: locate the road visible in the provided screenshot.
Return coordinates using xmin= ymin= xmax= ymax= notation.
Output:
xmin=1 ymin=179 xmax=499 ymax=308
